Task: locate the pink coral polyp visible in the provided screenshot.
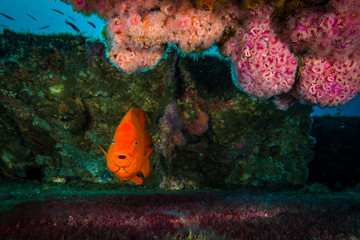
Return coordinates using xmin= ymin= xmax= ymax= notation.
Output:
xmin=176 ymin=16 xmax=192 ymax=30
xmin=70 ymin=0 xmax=86 ymax=11
xmin=128 ymin=13 xmax=141 ymax=26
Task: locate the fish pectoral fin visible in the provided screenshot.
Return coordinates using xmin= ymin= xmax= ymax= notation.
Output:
xmin=141 ymin=156 xmax=151 ymax=177
xmin=144 ymin=148 xmax=153 ymax=159
xmin=130 ymin=175 xmax=143 ymax=185
xmin=99 ymin=145 xmax=107 ymax=156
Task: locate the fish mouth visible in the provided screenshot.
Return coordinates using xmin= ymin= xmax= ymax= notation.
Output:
xmin=112 ymin=152 xmax=132 ymax=167
xmin=113 ymin=167 xmax=129 ymax=174
xmin=114 ymin=156 xmax=131 ymax=168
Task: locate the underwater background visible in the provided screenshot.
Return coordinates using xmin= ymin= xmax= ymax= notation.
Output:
xmin=0 ymin=0 xmax=359 ymax=239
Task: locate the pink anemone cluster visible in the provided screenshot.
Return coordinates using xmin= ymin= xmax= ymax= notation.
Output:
xmin=64 ymin=0 xmax=360 ymax=108
xmin=224 ymin=5 xmax=298 ymax=99
xmin=73 ymin=0 xmax=226 ymax=73
xmin=295 ymin=56 xmax=360 ymax=107
xmin=288 ymin=0 xmax=360 ymax=57
xmin=288 ymin=0 xmax=360 ymax=107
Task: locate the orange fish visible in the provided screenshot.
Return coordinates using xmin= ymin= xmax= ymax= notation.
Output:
xmin=99 ymin=108 xmax=152 ymax=184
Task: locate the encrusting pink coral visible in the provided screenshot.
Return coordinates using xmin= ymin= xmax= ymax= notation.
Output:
xmin=294 ymin=56 xmax=360 ymax=107
xmin=287 ymin=0 xmax=360 ymax=106
xmin=64 ymin=0 xmax=360 ymax=108
xmin=82 ymin=0 xmax=227 ymax=73
xmin=287 ymin=0 xmax=360 ymax=58
xmin=224 ymin=5 xmax=298 ymax=100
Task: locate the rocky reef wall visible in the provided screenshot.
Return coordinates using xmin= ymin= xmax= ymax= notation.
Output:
xmin=0 ymin=30 xmax=314 ymax=189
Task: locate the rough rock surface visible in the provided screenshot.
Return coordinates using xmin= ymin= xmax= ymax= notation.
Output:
xmin=0 ymin=30 xmax=314 ymax=189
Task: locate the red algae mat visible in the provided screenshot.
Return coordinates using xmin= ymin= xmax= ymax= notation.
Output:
xmin=1 ymin=192 xmax=360 ymax=240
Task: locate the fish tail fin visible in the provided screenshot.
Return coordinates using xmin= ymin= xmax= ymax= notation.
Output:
xmin=99 ymin=145 xmax=107 ymax=156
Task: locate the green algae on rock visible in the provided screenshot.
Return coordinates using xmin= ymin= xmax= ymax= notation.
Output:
xmin=0 ymin=30 xmax=314 ymax=189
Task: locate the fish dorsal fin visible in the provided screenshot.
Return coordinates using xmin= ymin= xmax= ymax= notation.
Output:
xmin=120 ymin=108 xmax=136 ymax=124
xmin=116 ymin=121 xmax=136 ymax=136
xmin=144 ymin=129 xmax=151 ymax=147
xmin=121 ymin=108 xmax=146 ymax=130
xmin=135 ymin=108 xmax=146 ymax=130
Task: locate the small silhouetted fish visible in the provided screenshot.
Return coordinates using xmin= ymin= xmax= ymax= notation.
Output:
xmin=26 ymin=13 xmax=37 ymax=21
xmin=88 ymin=21 xmax=96 ymax=28
xmin=27 ymin=135 xmax=46 ymax=148
xmin=0 ymin=13 xmax=15 ymax=21
xmin=51 ymin=9 xmax=64 ymax=15
xmin=0 ymin=25 xmax=9 ymax=28
xmin=39 ymin=25 xmax=50 ymax=29
xmin=65 ymin=20 xmax=80 ymax=32
xmin=67 ymin=15 xmax=75 ymax=21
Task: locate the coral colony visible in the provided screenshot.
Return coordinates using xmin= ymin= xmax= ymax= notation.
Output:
xmin=64 ymin=0 xmax=360 ymax=109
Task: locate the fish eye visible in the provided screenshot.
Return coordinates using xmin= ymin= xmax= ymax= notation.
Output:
xmin=112 ymin=140 xmax=115 ymax=144
xmin=134 ymin=141 xmax=138 ymax=146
